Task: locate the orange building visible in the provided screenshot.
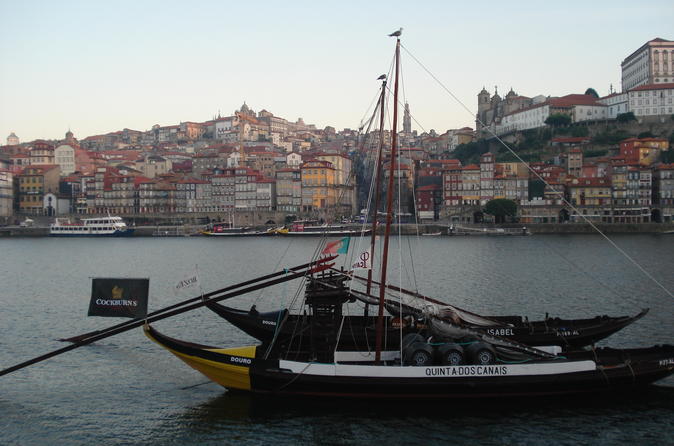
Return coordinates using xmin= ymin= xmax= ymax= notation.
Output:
xmin=619 ymin=137 xmax=669 ymax=166
xmin=300 ymin=160 xmax=337 ymax=210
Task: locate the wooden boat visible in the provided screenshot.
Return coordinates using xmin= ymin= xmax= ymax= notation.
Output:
xmin=146 ymin=32 xmax=674 ymax=399
xmin=145 ymin=321 xmax=674 ymax=399
xmin=203 ymin=298 xmax=649 ymax=350
xmin=268 ymin=220 xmax=371 ymax=237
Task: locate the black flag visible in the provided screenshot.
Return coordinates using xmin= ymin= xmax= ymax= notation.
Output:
xmin=88 ymin=278 xmax=149 ymax=318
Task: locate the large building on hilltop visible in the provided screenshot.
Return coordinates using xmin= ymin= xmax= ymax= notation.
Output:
xmin=621 ymin=38 xmax=674 ymax=91
xmin=475 ymin=87 xmax=546 ymax=135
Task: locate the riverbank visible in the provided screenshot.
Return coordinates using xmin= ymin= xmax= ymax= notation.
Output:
xmin=2 ymin=222 xmax=673 ymax=237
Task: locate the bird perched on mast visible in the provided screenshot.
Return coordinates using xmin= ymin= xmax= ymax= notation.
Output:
xmin=388 ymin=27 xmax=403 ymax=37
xmin=377 ymin=74 xmax=387 ymax=80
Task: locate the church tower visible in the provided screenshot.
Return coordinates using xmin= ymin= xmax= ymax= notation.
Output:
xmin=476 ymin=87 xmax=491 ymax=130
xmin=403 ymin=103 xmax=411 ymax=133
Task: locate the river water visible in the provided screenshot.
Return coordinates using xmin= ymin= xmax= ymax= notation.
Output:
xmin=0 ymin=234 xmax=673 ymax=445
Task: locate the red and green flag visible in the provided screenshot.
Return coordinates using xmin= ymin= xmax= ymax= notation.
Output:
xmin=321 ymin=237 xmax=350 ymax=255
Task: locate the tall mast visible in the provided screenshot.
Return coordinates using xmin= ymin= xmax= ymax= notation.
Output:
xmin=374 ymin=36 xmax=400 ymax=363
xmin=366 ymin=77 xmax=388 ymax=297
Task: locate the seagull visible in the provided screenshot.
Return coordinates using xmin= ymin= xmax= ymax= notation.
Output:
xmin=388 ymin=27 xmax=403 ymax=37
xmin=377 ymin=74 xmax=387 ymax=80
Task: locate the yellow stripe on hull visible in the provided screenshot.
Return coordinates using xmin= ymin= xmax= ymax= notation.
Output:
xmin=144 ymin=329 xmax=256 ymax=391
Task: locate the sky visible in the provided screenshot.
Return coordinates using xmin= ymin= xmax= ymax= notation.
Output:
xmin=1 ymin=0 xmax=673 ymax=143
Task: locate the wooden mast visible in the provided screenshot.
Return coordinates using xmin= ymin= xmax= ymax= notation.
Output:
xmin=366 ymin=77 xmax=388 ymax=297
xmin=374 ymin=36 xmax=400 ymax=363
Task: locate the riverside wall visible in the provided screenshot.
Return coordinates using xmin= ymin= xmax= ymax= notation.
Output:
xmin=2 ymin=222 xmax=673 ymax=237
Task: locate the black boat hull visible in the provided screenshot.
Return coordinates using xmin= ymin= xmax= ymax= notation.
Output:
xmin=206 ymin=302 xmax=648 ymax=350
xmin=144 ymin=324 xmax=674 ymax=399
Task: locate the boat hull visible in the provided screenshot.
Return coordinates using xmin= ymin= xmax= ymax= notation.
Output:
xmin=205 ymin=302 xmax=648 ymax=350
xmin=49 ymin=228 xmax=135 ymax=237
xmin=144 ymin=325 xmax=674 ymax=399
xmin=271 ymin=229 xmax=372 ymax=237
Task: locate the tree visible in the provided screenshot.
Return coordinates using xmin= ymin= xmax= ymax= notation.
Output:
xmin=484 ymin=199 xmax=518 ymax=224
xmin=585 ymin=88 xmax=599 ymax=98
xmin=545 ymin=113 xmax=572 ymax=127
xmin=638 ymin=131 xmax=654 ymax=139
xmin=616 ymin=112 xmax=636 ymax=123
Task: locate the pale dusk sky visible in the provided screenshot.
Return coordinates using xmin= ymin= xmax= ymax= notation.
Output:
xmin=1 ymin=0 xmax=673 ymax=143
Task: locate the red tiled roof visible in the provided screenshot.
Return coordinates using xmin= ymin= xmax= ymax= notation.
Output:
xmin=551 ymin=137 xmax=590 ymax=143
xmin=629 ymin=83 xmax=674 ymax=92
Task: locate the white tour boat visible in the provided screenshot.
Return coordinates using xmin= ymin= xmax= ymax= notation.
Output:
xmin=49 ymin=216 xmax=135 ymax=237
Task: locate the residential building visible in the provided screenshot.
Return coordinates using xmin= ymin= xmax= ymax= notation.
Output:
xmin=479 ymin=153 xmax=495 ymax=205
xmin=619 ymin=137 xmax=669 ymax=166
xmin=416 ymin=184 xmax=441 ymax=221
xmin=653 ymin=164 xmax=674 ymax=222
xmin=566 ymin=177 xmax=612 ymax=222
xmin=276 ymin=169 xmax=301 ymax=213
xmin=18 ymin=165 xmax=61 ymax=215
xmin=567 ymin=148 xmax=584 ymax=178
xmin=0 ymin=170 xmax=13 ymax=218
xmin=301 ymin=160 xmax=337 ymax=211
xmin=255 ymin=178 xmax=275 ymax=211
xmin=626 ymin=167 xmax=652 ymax=220
xmin=29 ymin=141 xmax=55 ymax=165
xmin=137 ymin=179 xmax=174 ymax=214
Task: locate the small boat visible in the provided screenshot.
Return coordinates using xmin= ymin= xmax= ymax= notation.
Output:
xmin=448 ymin=225 xmax=531 ymax=236
xmin=49 ymin=216 xmax=134 ymax=237
xmin=200 ymin=222 xmax=265 ymax=237
xmin=422 ymin=231 xmax=442 ymax=236
xmin=269 ymin=220 xmax=371 ymax=237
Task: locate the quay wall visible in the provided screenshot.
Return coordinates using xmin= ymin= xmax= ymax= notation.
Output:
xmin=2 ymin=222 xmax=673 ymax=237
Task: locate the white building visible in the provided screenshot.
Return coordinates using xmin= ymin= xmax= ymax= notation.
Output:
xmin=628 ymin=83 xmax=674 ymax=118
xmin=598 ymin=93 xmax=629 ymax=119
xmin=621 ymin=38 xmax=674 ymax=91
xmin=54 ymin=144 xmax=76 ymax=176
xmin=497 ymin=103 xmax=550 ymax=135
xmin=495 ymin=94 xmax=607 ymax=135
xmin=286 ymin=152 xmax=302 ymax=168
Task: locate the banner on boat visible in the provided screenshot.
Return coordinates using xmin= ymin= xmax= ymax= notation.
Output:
xmin=88 ymin=278 xmax=149 ymax=318
xmin=174 ymin=269 xmax=200 ymax=294
xmin=351 ymin=247 xmax=371 ymax=270
xmin=321 ymin=237 xmax=350 ymax=255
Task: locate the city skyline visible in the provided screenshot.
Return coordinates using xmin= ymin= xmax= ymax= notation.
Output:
xmin=1 ymin=0 xmax=673 ymax=143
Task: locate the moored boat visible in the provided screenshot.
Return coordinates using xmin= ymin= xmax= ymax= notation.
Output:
xmin=145 ymin=323 xmax=674 ymax=398
xmin=200 ymin=221 xmax=266 ymax=237
xmin=49 ymin=216 xmax=134 ymax=237
xmin=269 ymin=220 xmax=371 ymax=237
xmin=203 ymin=298 xmax=649 ymax=350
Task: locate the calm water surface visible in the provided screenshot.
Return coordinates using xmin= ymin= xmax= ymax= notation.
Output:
xmin=1 ymin=235 xmax=673 ymax=445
